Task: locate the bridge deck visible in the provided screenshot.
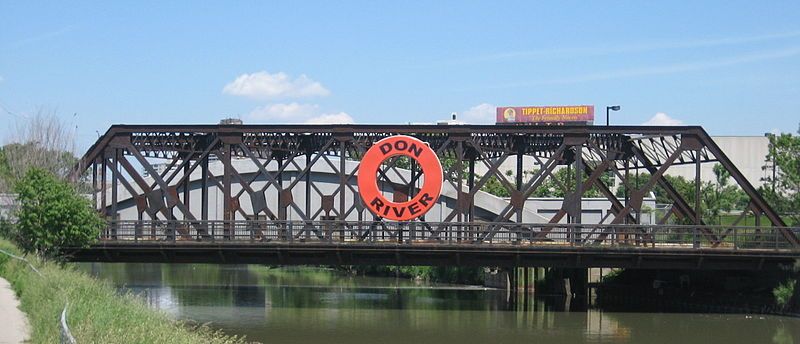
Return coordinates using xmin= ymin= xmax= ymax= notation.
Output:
xmin=66 ymin=221 xmax=800 ymax=270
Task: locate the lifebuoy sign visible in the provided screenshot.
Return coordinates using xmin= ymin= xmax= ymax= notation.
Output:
xmin=357 ymin=135 xmax=443 ymax=221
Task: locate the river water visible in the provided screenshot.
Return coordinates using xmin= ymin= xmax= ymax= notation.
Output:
xmin=78 ymin=263 xmax=800 ymax=344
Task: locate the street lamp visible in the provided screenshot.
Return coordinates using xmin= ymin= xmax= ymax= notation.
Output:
xmin=606 ymin=105 xmax=621 ymax=126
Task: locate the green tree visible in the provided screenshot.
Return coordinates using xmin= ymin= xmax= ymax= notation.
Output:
xmin=761 ymin=125 xmax=800 ymax=225
xmin=479 ymin=167 xmax=614 ymax=198
xmin=614 ymin=172 xmax=693 ymax=204
xmin=614 ymin=166 xmax=748 ymax=224
xmin=530 ymin=167 xmax=612 ymax=198
xmin=703 ymin=164 xmax=749 ymax=223
xmin=616 ymin=172 xmax=654 ymax=199
xmin=480 ymin=172 xmax=512 ymax=197
xmin=11 ymin=168 xmax=104 ymax=259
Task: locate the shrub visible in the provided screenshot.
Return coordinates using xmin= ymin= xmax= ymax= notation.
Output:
xmin=11 ymin=168 xmax=103 ymax=259
xmin=773 ymin=279 xmax=796 ymax=307
xmin=0 ymin=218 xmax=13 ymax=239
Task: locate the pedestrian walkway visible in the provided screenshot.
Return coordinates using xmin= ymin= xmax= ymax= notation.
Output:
xmin=0 ymin=277 xmax=29 ymax=344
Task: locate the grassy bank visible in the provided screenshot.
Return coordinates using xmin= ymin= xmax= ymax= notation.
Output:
xmin=0 ymin=239 xmax=249 ymax=344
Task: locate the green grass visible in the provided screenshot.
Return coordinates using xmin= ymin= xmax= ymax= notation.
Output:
xmin=0 ymin=239 xmax=250 ymax=344
xmin=717 ymin=214 xmax=798 ymax=227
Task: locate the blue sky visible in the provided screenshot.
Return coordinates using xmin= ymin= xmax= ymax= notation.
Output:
xmin=1 ymin=1 xmax=799 ymax=151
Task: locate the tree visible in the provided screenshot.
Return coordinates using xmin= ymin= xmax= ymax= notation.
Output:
xmin=614 ymin=172 xmax=692 ymax=204
xmin=761 ymin=125 xmax=800 ymax=225
xmin=617 ymin=172 xmax=655 ymax=200
xmin=480 ymin=172 xmax=512 ymax=197
xmin=704 ymin=164 xmax=749 ymax=222
xmin=613 ymin=165 xmax=748 ymax=224
xmin=479 ymin=166 xmax=614 ymax=198
xmin=0 ymin=111 xmax=79 ymax=192
xmin=530 ymin=167 xmax=613 ymax=198
xmin=11 ymin=168 xmax=103 ymax=259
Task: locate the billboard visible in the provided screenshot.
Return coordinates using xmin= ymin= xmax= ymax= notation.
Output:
xmin=496 ymin=105 xmax=594 ymax=124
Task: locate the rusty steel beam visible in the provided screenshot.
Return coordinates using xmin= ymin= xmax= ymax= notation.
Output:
xmin=75 ymin=123 xmax=797 ymax=249
xmin=76 ymin=124 xmax=710 ymax=171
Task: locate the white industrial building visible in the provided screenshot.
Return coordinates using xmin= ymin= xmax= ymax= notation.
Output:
xmin=665 ymin=136 xmax=771 ymax=187
xmin=473 ymin=135 xmax=772 ymax=191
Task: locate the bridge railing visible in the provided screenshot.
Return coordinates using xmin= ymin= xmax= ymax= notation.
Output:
xmin=99 ymin=220 xmax=800 ymax=251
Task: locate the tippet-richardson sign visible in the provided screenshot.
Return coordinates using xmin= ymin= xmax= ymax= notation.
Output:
xmin=357 ymin=135 xmax=443 ymax=221
xmin=496 ymin=105 xmax=594 ymax=124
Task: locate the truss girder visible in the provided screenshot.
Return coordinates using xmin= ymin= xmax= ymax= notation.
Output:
xmin=75 ymin=124 xmax=798 ymax=248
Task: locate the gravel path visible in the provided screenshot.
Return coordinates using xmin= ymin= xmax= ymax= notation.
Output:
xmin=0 ymin=277 xmax=29 ymax=344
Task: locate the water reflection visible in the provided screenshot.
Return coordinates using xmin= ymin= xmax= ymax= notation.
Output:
xmin=78 ymin=263 xmax=800 ymax=344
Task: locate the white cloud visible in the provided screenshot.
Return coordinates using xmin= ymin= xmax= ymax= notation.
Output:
xmin=223 ymin=71 xmax=330 ymax=99
xmin=230 ymin=72 xmax=349 ymax=124
xmin=305 ymin=112 xmax=354 ymax=124
xmin=247 ymin=103 xmax=319 ymax=120
xmin=461 ymin=103 xmax=495 ymax=123
xmin=642 ymin=112 xmax=684 ymax=126
xmin=245 ymin=103 xmax=354 ymax=124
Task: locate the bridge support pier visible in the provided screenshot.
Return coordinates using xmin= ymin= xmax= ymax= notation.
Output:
xmin=483 ymin=267 xmax=531 ymax=309
xmin=567 ymin=268 xmax=588 ymax=300
xmin=522 ymin=267 xmax=530 ymax=310
xmin=523 ymin=267 xmax=530 ymax=292
xmin=540 ymin=268 xmax=588 ymax=300
xmin=509 ymin=266 xmax=518 ymax=308
xmin=482 ymin=267 xmax=511 ymax=290
xmin=506 ymin=267 xmax=539 ymax=310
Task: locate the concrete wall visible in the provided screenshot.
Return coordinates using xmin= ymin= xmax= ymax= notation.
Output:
xmin=521 ymin=197 xmax=656 ymax=224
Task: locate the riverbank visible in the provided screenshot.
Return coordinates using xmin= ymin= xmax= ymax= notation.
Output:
xmin=0 ymin=239 xmax=250 ymax=343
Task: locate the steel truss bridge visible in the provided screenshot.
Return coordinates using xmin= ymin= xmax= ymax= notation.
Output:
xmin=67 ymin=124 xmax=800 ymax=270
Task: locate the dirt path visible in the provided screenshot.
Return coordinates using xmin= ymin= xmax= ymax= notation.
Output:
xmin=0 ymin=277 xmax=29 ymax=343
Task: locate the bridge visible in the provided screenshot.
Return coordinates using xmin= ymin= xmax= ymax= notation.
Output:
xmin=67 ymin=124 xmax=800 ymax=270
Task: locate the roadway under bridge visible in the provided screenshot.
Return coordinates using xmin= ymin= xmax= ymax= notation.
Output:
xmin=67 ymin=124 xmax=800 ymax=270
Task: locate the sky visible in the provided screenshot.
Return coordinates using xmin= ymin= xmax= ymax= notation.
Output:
xmin=1 ymin=1 xmax=799 ymax=153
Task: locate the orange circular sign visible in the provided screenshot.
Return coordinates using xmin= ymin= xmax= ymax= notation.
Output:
xmin=357 ymin=135 xmax=443 ymax=221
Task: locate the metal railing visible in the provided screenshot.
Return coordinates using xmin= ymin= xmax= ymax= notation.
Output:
xmin=99 ymin=220 xmax=800 ymax=252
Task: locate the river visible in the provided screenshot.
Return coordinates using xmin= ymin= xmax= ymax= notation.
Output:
xmin=77 ymin=263 xmax=800 ymax=344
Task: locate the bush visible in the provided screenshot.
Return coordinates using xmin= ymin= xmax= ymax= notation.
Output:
xmin=0 ymin=218 xmax=13 ymax=239
xmin=11 ymin=168 xmax=103 ymax=259
xmin=773 ymin=279 xmax=796 ymax=307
